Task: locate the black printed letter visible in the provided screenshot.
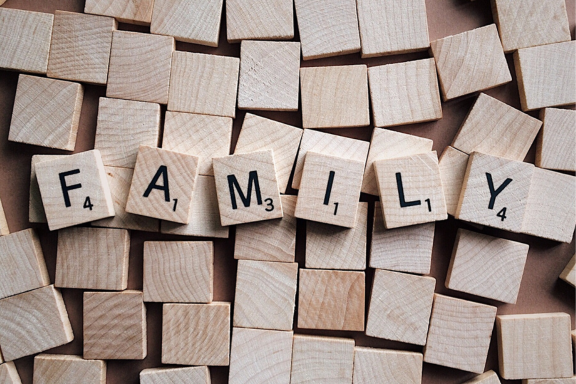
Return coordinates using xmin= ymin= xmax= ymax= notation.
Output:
xmin=228 ymin=171 xmax=262 ymax=210
xmin=59 ymin=169 xmax=82 ymax=208
xmin=396 ymin=172 xmax=421 ymax=208
xmin=144 ymin=165 xmax=170 ymax=202
xmin=323 ymin=171 xmax=335 ymax=205
xmin=486 ymin=173 xmax=512 ymax=210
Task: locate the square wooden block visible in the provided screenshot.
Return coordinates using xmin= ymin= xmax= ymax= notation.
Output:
xmin=462 ymin=371 xmax=501 ymax=384
xmin=431 ymin=24 xmax=511 ymax=100
xmin=536 ymin=108 xmax=576 ymax=172
xmin=446 ymin=229 xmax=528 ymax=304
xmin=560 ymin=255 xmax=576 ymax=287
xmin=353 ymin=347 xmax=423 ymax=384
xmin=140 ymin=367 xmax=210 ymax=384
xmin=56 ymin=227 xmax=130 ymax=290
xmin=0 ymin=198 xmax=8 ymax=236
xmin=84 ymin=0 xmax=155 ymax=25
xmin=162 ymin=302 xmax=231 ymax=366
xmin=497 ymin=313 xmax=573 ymax=379
xmin=9 ymin=75 xmax=83 ymax=151
xmin=298 ymin=269 xmax=365 ymax=331
xmin=29 ymin=155 xmax=67 ymax=223
xmin=84 ymin=291 xmax=146 ymax=360
xmin=0 ymin=362 xmax=21 ymax=384
xmin=0 ymin=285 xmax=73 ymax=361
xmin=34 ymin=354 xmax=106 ymax=384
xmin=168 ymin=51 xmax=239 ymax=118
xmin=107 ymin=31 xmax=174 ymax=104
xmin=439 ymin=146 xmax=470 ymax=216
xmin=424 ymin=294 xmax=497 ymax=374
xmin=226 ymin=0 xmax=293 ymax=42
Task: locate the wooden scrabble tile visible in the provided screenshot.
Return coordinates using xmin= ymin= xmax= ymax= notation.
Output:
xmin=144 ymin=241 xmax=213 ymax=303
xmin=213 ymin=150 xmax=283 ymax=226
xmin=298 ymin=269 xmax=365 ymax=331
xmin=162 ymin=111 xmax=232 ymax=176
xmin=446 ymin=229 xmax=528 ymax=304
xmin=83 ymin=291 xmax=146 ymax=360
xmin=0 ymin=198 xmax=8 ymax=236
xmin=497 ymin=313 xmax=573 ymax=379
xmin=374 ymin=151 xmax=447 ymax=229
xmin=456 ymin=152 xmax=534 ymax=232
xmin=235 ymin=113 xmax=302 ymax=193
xmin=229 ymin=328 xmax=293 ymax=384
xmin=107 ymin=31 xmax=174 ymax=104
xmin=226 ymin=0 xmax=293 ymax=42
xmin=29 ymin=155 xmax=67 ymax=223
xmin=424 ymin=294 xmax=497 ymax=374
xmin=291 ymin=335 xmax=355 ymax=384
xmin=353 ymin=347 xmax=423 ymax=384
xmin=162 ymin=302 xmax=230 ymax=366
xmin=235 ymin=195 xmax=296 ymax=262
xmin=94 ymin=97 xmax=161 ymax=168
xmin=368 ymin=58 xmax=442 ymax=127
xmin=560 ymin=255 xmax=576 ymax=287
xmin=126 ymin=146 xmax=199 ymax=224
xmin=35 ymin=150 xmax=115 ymax=231
xmin=523 ymin=379 xmax=576 ymax=384
xmin=55 ymin=227 xmax=130 ymax=290
xmin=514 ymin=41 xmax=576 ymax=111
xmin=0 ymin=362 xmax=21 ymax=384
xmin=462 ymin=370 xmax=501 ymax=384
xmin=140 ymin=367 xmax=210 ymax=384
xmin=84 ymin=0 xmax=155 ymax=25
xmin=9 ymin=75 xmax=83 ymax=151
xmin=34 ymin=354 xmax=106 ymax=384
xmin=150 ymin=0 xmax=223 ymax=46
xmin=431 ymin=24 xmax=511 ymax=101
xmin=0 ymin=285 xmax=73 ymax=361
xmin=0 ymin=8 xmax=53 ymax=74
xmin=306 ymin=202 xmax=367 ymax=270
xmin=47 ymin=11 xmax=116 ymax=84
xmin=536 ymin=108 xmax=576 ymax=172
xmin=492 ymin=0 xmax=570 ymax=52
xmin=439 ymin=147 xmax=470 ymax=216
xmin=168 ymin=51 xmax=240 ymax=118
xmin=366 ymin=269 xmax=435 ymax=345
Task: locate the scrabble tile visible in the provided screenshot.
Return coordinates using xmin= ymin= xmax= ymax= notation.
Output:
xmin=162 ymin=302 xmax=231 ymax=366
xmin=29 ymin=155 xmax=68 ymax=224
xmin=226 ymin=0 xmax=294 ymax=42
xmin=213 ymin=150 xmax=283 ymax=226
xmin=366 ymin=269 xmax=435 ymax=345
xmin=300 ymin=65 xmax=369 ymax=128
xmin=55 ymin=227 xmax=130 ymax=290
xmin=107 ymin=31 xmax=175 ymax=104
xmin=291 ymin=335 xmax=355 ymax=384
xmin=298 ymin=269 xmax=365 ymax=331
xmin=446 ymin=229 xmax=528 ymax=304
xmin=0 ymin=8 xmax=53 ymax=74
xmin=374 ymin=151 xmax=447 ymax=229
xmin=0 ymin=285 xmax=73 ymax=361
xmin=305 ymin=202 xmax=367 ymax=270
xmin=151 ymin=0 xmax=223 ymax=46
xmin=514 ymin=41 xmax=576 ymax=111
xmin=47 ymin=11 xmax=116 ymax=85
xmin=439 ymin=146 xmax=470 ymax=216
xmin=424 ymin=294 xmax=497 ymax=374
xmin=140 ymin=367 xmax=210 ymax=384
xmin=431 ymin=24 xmax=511 ymax=100
xmin=456 ymin=152 xmax=534 ymax=232
xmin=235 ymin=113 xmax=302 ymax=193
xmin=9 ymin=75 xmax=83 ymax=151
xmin=34 ymin=354 xmax=106 ymax=384
xmin=462 ymin=371 xmax=501 ymax=384
xmin=492 ymin=0 xmax=570 ymax=52
xmin=523 ymin=379 xmax=576 ymax=384
xmin=162 ymin=111 xmax=232 ymax=176
xmin=83 ymin=291 xmax=146 ymax=360
xmin=126 ymin=146 xmax=199 ymax=224
xmin=235 ymin=195 xmax=296 ymax=262
xmin=0 ymin=198 xmax=8 ymax=236
xmin=560 ymin=255 xmax=576 ymax=287
xmin=84 ymin=0 xmax=155 ymax=25
xmin=168 ymin=51 xmax=240 ymax=118
xmin=144 ymin=241 xmax=213 ymax=303
xmin=368 ymin=58 xmax=442 ymax=127
xmin=94 ymin=97 xmax=161 ymax=168
xmin=497 ymin=313 xmax=573 ymax=379
xmin=353 ymin=347 xmax=423 ymax=384
xmin=229 ymin=328 xmax=293 ymax=384
xmin=0 ymin=362 xmax=21 ymax=384
xmin=238 ymin=41 xmax=300 ymax=111
xmin=536 ymin=108 xmax=576 ymax=172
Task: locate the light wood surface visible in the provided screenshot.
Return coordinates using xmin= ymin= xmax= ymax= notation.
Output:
xmin=560 ymin=255 xmax=576 ymax=287
xmin=226 ymin=0 xmax=293 ymax=42
xmin=522 ymin=379 xmax=576 ymax=384
xmin=463 ymin=370 xmax=501 ymax=384
xmin=0 ymin=362 xmax=21 ymax=384
xmin=33 ymin=354 xmax=105 ymax=384
xmin=29 ymin=155 xmax=68 ymax=223
xmin=439 ymin=146 xmax=470 ymax=216
xmin=353 ymin=347 xmax=423 ymax=384
xmin=140 ymin=367 xmax=210 ymax=384
xmin=84 ymin=0 xmax=155 ymax=25
xmin=0 ymin=198 xmax=8 ymax=235
xmin=536 ymin=108 xmax=576 ymax=172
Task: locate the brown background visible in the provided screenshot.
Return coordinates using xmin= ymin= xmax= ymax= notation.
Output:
xmin=0 ymin=0 xmax=575 ymax=383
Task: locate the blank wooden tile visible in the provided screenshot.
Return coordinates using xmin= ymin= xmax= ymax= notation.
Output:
xmin=298 ymin=269 xmax=365 ymax=331
xmin=85 ymin=0 xmax=155 ymax=25
xmin=34 ymin=354 xmax=106 ymax=384
xmin=536 ymin=108 xmax=576 ymax=172
xmin=0 ymin=198 xmax=8 ymax=236
xmin=226 ymin=0 xmax=293 ymax=42
xmin=353 ymin=347 xmax=423 ymax=384
xmin=431 ymin=24 xmax=511 ymax=100
xmin=463 ymin=371 xmax=501 ymax=384
xmin=29 ymin=155 xmax=67 ymax=224
xmin=0 ymin=362 xmax=21 ymax=384
xmin=107 ymin=31 xmax=174 ymax=104
xmin=140 ymin=367 xmax=210 ymax=384
xmin=439 ymin=146 xmax=470 ymax=216
xmin=84 ymin=291 xmax=146 ymax=360
xmin=9 ymin=75 xmax=83 ymax=151
xmin=0 ymin=8 xmax=53 ymax=74
xmin=560 ymin=255 xmax=576 ymax=287
xmin=168 ymin=51 xmax=239 ymax=118
xmin=162 ymin=302 xmax=230 ymax=366
xmin=229 ymin=328 xmax=293 ymax=384
xmin=497 ymin=313 xmax=573 ymax=380
xmin=424 ymin=294 xmax=497 ymax=374
xmin=0 ymin=285 xmax=73 ymax=361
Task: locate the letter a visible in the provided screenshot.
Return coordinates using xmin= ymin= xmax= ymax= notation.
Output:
xmin=143 ymin=165 xmax=170 ymax=202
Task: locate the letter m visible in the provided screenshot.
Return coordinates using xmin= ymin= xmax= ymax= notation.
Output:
xmin=227 ymin=171 xmax=262 ymax=210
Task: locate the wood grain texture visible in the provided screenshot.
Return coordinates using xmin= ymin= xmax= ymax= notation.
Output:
xmin=29 ymin=155 xmax=67 ymax=223
xmin=430 ymin=24 xmax=511 ymax=100
xmin=0 ymin=362 xmax=22 ymax=384
xmin=353 ymin=347 xmax=423 ymax=384
xmin=9 ymin=75 xmax=83 ymax=151
xmin=84 ymin=0 xmax=155 ymax=25
xmin=523 ymin=379 xmax=576 ymax=384
xmin=560 ymin=255 xmax=576 ymax=287
xmin=33 ymin=354 xmax=105 ymax=384
xmin=463 ymin=370 xmax=501 ymax=384
xmin=536 ymin=108 xmax=576 ymax=172
xmin=226 ymin=0 xmax=293 ymax=42
xmin=83 ymin=290 xmax=146 ymax=360
xmin=439 ymin=146 xmax=469 ymax=216
xmin=0 ymin=198 xmax=8 ymax=236
xmin=140 ymin=367 xmax=210 ymax=384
